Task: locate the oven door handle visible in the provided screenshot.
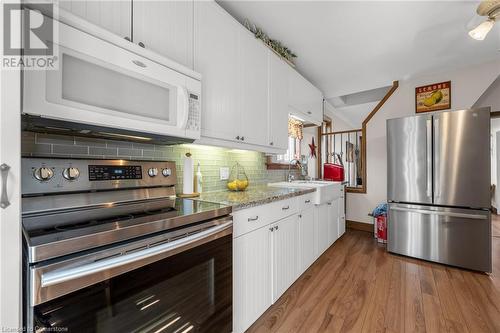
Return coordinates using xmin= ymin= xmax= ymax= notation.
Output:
xmin=32 ymin=219 xmax=232 ymax=306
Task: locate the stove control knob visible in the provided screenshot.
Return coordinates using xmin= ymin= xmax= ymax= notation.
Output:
xmin=33 ymin=167 xmax=54 ymax=182
xmin=162 ymin=168 xmax=172 ymax=177
xmin=62 ymin=167 xmax=80 ymax=181
xmin=148 ymin=167 xmax=158 ymax=177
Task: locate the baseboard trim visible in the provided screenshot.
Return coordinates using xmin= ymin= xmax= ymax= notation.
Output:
xmin=346 ymin=220 xmax=373 ymax=234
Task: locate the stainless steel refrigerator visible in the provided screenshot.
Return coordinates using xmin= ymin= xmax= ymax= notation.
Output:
xmin=387 ymin=107 xmax=491 ymax=272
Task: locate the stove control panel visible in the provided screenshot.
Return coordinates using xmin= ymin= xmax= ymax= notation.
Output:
xmin=22 ymin=158 xmax=177 ymax=195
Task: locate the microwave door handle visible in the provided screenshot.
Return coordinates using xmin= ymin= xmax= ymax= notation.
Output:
xmin=33 ymin=220 xmax=232 ymax=306
xmin=177 ymin=86 xmax=190 ymax=129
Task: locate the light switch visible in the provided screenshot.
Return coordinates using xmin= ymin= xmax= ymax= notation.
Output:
xmin=220 ymin=167 xmax=229 ymax=180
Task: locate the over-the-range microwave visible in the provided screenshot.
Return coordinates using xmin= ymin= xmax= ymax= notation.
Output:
xmin=23 ymin=14 xmax=201 ymax=143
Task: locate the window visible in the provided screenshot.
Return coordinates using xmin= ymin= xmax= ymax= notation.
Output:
xmin=266 ymin=117 xmax=303 ymax=168
xmin=276 ymin=137 xmax=301 ymax=163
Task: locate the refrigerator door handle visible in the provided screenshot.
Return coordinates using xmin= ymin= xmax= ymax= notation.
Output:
xmin=390 ymin=206 xmax=487 ymax=220
xmin=433 ymin=117 xmax=440 ymax=198
xmin=426 ymin=119 xmax=432 ymax=198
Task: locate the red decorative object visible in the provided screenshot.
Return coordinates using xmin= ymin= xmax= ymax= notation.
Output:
xmin=323 ymin=163 xmax=344 ymax=182
xmin=308 ymin=137 xmax=317 ymax=158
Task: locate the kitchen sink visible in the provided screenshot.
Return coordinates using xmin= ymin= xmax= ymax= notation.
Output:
xmin=268 ymin=180 xmax=343 ymax=205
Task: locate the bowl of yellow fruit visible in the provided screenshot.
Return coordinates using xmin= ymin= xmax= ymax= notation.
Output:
xmin=227 ymin=162 xmax=249 ymax=191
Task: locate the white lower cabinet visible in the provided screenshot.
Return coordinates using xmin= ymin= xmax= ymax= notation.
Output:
xmin=316 ymin=203 xmax=329 ymax=256
xmin=338 ymin=193 xmax=346 ymax=237
xmin=327 ymin=199 xmax=339 ymax=245
xmin=233 ymin=225 xmax=272 ymax=333
xmin=298 ymin=206 xmax=315 ymax=274
xmin=233 ymin=193 xmax=345 ymax=333
xmin=271 ymin=215 xmax=299 ymax=302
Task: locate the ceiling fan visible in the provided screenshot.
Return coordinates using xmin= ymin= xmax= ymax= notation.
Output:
xmin=469 ymin=0 xmax=500 ymax=40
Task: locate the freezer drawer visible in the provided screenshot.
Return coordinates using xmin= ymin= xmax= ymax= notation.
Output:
xmin=388 ymin=204 xmax=491 ymax=272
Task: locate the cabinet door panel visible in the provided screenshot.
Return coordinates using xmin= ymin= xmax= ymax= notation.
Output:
xmin=57 ymin=0 xmax=132 ymax=39
xmin=195 ymin=2 xmax=239 ymax=141
xmin=338 ymin=196 xmax=346 ymax=237
xmin=268 ymin=53 xmax=289 ymax=149
xmin=133 ymin=0 xmax=193 ymax=68
xmin=239 ymin=30 xmax=269 ymax=146
xmin=272 ymin=215 xmax=298 ymax=302
xmin=233 ymin=226 xmax=272 ymax=333
xmin=299 ymin=207 xmax=315 ymax=274
xmin=317 ymin=204 xmax=329 ymax=255
xmin=328 ymin=199 xmax=339 ymax=245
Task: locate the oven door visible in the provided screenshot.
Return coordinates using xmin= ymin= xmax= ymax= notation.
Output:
xmin=28 ymin=219 xmax=232 ymax=332
xmin=23 ymin=14 xmax=201 ymax=140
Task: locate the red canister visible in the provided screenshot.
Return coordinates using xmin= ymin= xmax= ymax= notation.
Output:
xmin=376 ymin=215 xmax=387 ymax=243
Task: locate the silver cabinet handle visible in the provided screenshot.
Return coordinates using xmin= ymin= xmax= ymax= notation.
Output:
xmin=307 ymin=111 xmax=312 ymax=114
xmin=390 ymin=206 xmax=487 ymax=220
xmin=236 ymin=136 xmax=240 ymax=140
xmin=269 ymin=227 xmax=274 ymax=232
xmin=305 ymin=200 xmax=311 ymax=203
xmin=124 ymin=36 xmax=131 ymax=42
xmin=282 ymin=205 xmax=290 ymax=210
xmin=241 ymin=136 xmax=245 ymax=141
xmin=270 ymin=142 xmax=274 ymax=146
xmin=298 ymin=214 xmax=302 ymax=218
xmin=138 ymin=42 xmax=145 ymax=48
xmin=248 ymin=216 xmax=259 ymax=222
xmin=274 ymin=226 xmax=279 ymax=230
xmin=1 ymin=164 xmax=10 ymax=209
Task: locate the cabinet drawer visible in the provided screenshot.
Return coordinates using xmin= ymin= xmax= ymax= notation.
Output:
xmin=298 ymin=193 xmax=314 ymax=211
xmin=233 ymin=198 xmax=298 ymax=238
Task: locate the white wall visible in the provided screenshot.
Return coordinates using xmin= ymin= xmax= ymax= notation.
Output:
xmin=347 ymin=59 xmax=500 ymax=223
xmin=329 ymin=101 xmax=379 ymax=129
xmin=474 ymin=74 xmax=500 ymax=112
xmin=324 ymin=100 xmax=357 ymax=131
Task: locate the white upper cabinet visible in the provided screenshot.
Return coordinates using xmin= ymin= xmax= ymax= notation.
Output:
xmin=57 ymin=0 xmax=132 ymax=39
xmin=288 ymin=68 xmax=323 ymax=124
xmin=238 ymin=30 xmax=269 ymax=146
xmin=195 ymin=1 xmax=240 ymax=141
xmin=133 ymin=0 xmax=194 ymax=68
xmin=268 ymin=52 xmax=290 ymax=150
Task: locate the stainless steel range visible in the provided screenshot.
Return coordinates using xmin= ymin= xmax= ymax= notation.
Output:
xmin=22 ymin=157 xmax=232 ymax=332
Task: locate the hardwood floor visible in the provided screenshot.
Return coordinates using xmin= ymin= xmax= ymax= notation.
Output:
xmin=247 ymin=222 xmax=500 ymax=333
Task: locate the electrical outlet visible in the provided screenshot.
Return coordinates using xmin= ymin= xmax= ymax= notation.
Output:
xmin=220 ymin=167 xmax=229 ymax=180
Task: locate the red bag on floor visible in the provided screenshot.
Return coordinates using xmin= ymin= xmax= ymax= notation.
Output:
xmin=376 ymin=215 xmax=387 ymax=243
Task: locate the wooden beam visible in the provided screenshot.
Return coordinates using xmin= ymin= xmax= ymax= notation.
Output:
xmin=317 ymin=125 xmax=322 ymax=178
xmin=362 ymin=81 xmax=399 ymax=127
xmin=491 ymin=111 xmax=500 ymax=118
xmin=356 ymin=80 xmax=399 ymax=194
xmin=322 ymin=129 xmax=362 ymax=136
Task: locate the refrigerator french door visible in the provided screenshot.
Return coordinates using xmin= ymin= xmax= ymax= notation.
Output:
xmin=387 ymin=108 xmax=491 ymax=272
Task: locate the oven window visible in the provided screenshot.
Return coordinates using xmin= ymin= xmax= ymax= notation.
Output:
xmin=33 ymin=235 xmax=232 ymax=333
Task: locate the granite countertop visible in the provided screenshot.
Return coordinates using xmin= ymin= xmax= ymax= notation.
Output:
xmin=192 ymin=184 xmax=316 ymax=211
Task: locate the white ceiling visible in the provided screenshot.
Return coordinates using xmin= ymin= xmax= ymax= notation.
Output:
xmin=218 ymin=1 xmax=500 ymax=99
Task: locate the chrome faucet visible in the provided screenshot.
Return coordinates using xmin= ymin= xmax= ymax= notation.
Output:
xmin=288 ymin=159 xmax=301 ymax=182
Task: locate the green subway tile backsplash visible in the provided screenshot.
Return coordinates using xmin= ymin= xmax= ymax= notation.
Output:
xmin=22 ymin=132 xmax=297 ymax=193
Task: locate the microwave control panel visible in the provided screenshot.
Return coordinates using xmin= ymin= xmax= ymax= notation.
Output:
xmin=187 ymin=93 xmax=200 ymax=131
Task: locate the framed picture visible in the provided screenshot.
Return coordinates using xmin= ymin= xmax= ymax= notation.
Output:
xmin=415 ymin=81 xmax=451 ymax=113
